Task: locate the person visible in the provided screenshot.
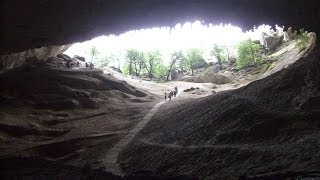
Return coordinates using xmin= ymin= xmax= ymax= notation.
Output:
xmin=173 ymin=90 xmax=177 ymax=97
xmin=65 ymin=61 xmax=71 ymax=68
xmin=164 ymin=92 xmax=167 ymax=100
xmin=168 ymin=91 xmax=172 ymax=100
xmin=85 ymin=62 xmax=89 ymax=68
xmin=175 ymin=86 xmax=178 ymax=94
xmin=90 ymin=63 xmax=94 ymax=69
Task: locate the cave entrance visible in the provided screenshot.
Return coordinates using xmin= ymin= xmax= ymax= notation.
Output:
xmin=64 ymin=21 xmax=306 ymax=83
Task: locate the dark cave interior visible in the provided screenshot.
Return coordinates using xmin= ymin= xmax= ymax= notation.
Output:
xmin=1 ymin=0 xmax=320 ymax=54
xmin=1 ymin=0 xmax=320 ymax=179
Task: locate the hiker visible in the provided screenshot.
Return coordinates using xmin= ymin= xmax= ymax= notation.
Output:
xmin=175 ymin=86 xmax=178 ymax=94
xmin=90 ymin=63 xmax=94 ymax=69
xmin=65 ymin=61 xmax=71 ymax=68
xmin=85 ymin=62 xmax=89 ymax=68
xmin=173 ymin=90 xmax=177 ymax=97
xmin=171 ymin=91 xmax=174 ymax=99
xmin=168 ymin=91 xmax=172 ymax=100
xmin=164 ymin=92 xmax=167 ymax=100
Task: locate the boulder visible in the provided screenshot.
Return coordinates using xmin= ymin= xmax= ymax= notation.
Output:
xmin=110 ymin=66 xmax=123 ymax=73
xmin=57 ymin=54 xmax=71 ymax=61
xmin=183 ymin=87 xmax=195 ymax=92
xmin=207 ymin=73 xmax=233 ymax=84
xmin=265 ymin=35 xmax=283 ymax=51
xmin=287 ymin=27 xmax=294 ymax=39
xmin=202 ymin=70 xmax=234 ymax=84
xmin=170 ymin=70 xmax=178 ymax=80
xmin=193 ymin=59 xmax=208 ymax=69
xmin=73 ymin=55 xmax=85 ymax=62
xmin=179 ymin=76 xmax=195 ymax=82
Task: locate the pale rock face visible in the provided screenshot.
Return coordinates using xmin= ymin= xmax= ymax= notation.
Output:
xmin=170 ymin=70 xmax=179 ymax=80
xmin=264 ymin=35 xmax=283 ymax=51
xmin=287 ymin=27 xmax=294 ymax=39
xmin=0 ymin=44 xmax=72 ymax=69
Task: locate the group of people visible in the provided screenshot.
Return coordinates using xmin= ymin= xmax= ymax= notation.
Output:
xmin=85 ymin=62 xmax=94 ymax=69
xmin=165 ymin=86 xmax=178 ymax=100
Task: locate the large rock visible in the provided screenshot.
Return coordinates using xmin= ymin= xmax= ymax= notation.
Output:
xmin=265 ymin=35 xmax=283 ymax=51
xmin=0 ymin=44 xmax=71 ymax=69
xmin=170 ymin=70 xmax=178 ymax=80
xmin=181 ymin=71 xmax=234 ymax=84
xmin=205 ymin=72 xmax=234 ymax=84
xmin=73 ymin=55 xmax=85 ymax=62
xmin=57 ymin=53 xmax=71 ymax=61
xmin=193 ymin=59 xmax=208 ymax=69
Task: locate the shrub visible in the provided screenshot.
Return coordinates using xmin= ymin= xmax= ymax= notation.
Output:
xmin=295 ymin=29 xmax=309 ymax=51
xmin=236 ymin=39 xmax=262 ymax=69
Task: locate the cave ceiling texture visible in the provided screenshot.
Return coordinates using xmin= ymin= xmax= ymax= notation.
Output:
xmin=1 ymin=0 xmax=320 ymax=55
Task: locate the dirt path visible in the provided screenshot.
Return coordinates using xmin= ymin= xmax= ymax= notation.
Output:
xmin=101 ymin=100 xmax=167 ymax=176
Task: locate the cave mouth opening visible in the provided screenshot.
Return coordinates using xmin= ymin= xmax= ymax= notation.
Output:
xmin=65 ymin=21 xmax=292 ymax=75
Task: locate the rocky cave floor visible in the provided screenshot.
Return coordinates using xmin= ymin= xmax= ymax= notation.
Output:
xmin=0 ymin=45 xmax=320 ymax=179
xmin=0 ymin=64 xmax=161 ymax=179
xmin=118 ymin=47 xmax=320 ymax=179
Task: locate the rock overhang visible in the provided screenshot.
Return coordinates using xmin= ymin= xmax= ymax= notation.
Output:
xmin=1 ymin=0 xmax=320 ymax=54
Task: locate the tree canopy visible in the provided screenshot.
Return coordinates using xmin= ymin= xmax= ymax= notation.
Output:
xmin=211 ymin=44 xmax=226 ymax=70
xmin=236 ymin=39 xmax=261 ymax=69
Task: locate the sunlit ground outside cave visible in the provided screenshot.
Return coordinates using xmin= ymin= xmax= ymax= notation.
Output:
xmin=0 ymin=16 xmax=319 ymax=180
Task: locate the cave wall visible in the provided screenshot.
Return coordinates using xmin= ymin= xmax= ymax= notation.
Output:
xmin=1 ymin=0 xmax=319 ymax=54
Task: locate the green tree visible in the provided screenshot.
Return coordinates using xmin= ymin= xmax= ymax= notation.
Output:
xmin=125 ymin=49 xmax=144 ymax=76
xmin=89 ymin=46 xmax=99 ymax=64
xmin=166 ymin=51 xmax=183 ymax=80
xmin=211 ymin=44 xmax=226 ymax=70
xmin=97 ymin=56 xmax=109 ymax=68
xmin=108 ymin=53 xmax=121 ymax=70
xmin=144 ymin=50 xmax=162 ymax=79
xmin=295 ymin=28 xmax=309 ymax=51
xmin=236 ymin=39 xmax=261 ymax=69
xmin=224 ymin=45 xmax=234 ymax=62
xmin=186 ymin=48 xmax=203 ymax=76
xmin=154 ymin=61 xmax=167 ymax=79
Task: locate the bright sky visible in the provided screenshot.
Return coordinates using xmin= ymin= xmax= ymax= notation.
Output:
xmin=65 ymin=21 xmax=271 ymax=66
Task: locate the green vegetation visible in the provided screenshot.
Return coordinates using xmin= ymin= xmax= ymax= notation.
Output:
xmin=144 ymin=50 xmax=162 ymax=79
xmin=68 ymin=24 xmax=313 ymax=80
xmin=251 ymin=61 xmax=273 ymax=75
xmin=123 ymin=49 xmax=166 ymax=79
xmin=210 ymin=44 xmax=226 ymax=70
xmin=295 ymin=29 xmax=309 ymax=51
xmin=236 ymin=39 xmax=262 ymax=69
xmin=166 ymin=51 xmax=183 ymax=80
xmin=97 ymin=56 xmax=109 ymax=68
xmin=89 ymin=46 xmax=99 ymax=64
xmin=125 ymin=49 xmax=144 ymax=76
xmin=185 ymin=48 xmax=203 ymax=76
xmin=122 ymin=48 xmax=204 ymax=79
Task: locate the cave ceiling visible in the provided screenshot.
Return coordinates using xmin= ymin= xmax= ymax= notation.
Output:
xmin=1 ymin=0 xmax=319 ymax=54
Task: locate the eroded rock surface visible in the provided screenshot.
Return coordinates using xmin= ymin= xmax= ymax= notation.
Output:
xmin=119 ymin=42 xmax=320 ymax=179
xmin=0 ymin=45 xmax=71 ymax=69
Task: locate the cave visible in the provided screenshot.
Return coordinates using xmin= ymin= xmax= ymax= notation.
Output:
xmin=1 ymin=0 xmax=320 ymax=179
